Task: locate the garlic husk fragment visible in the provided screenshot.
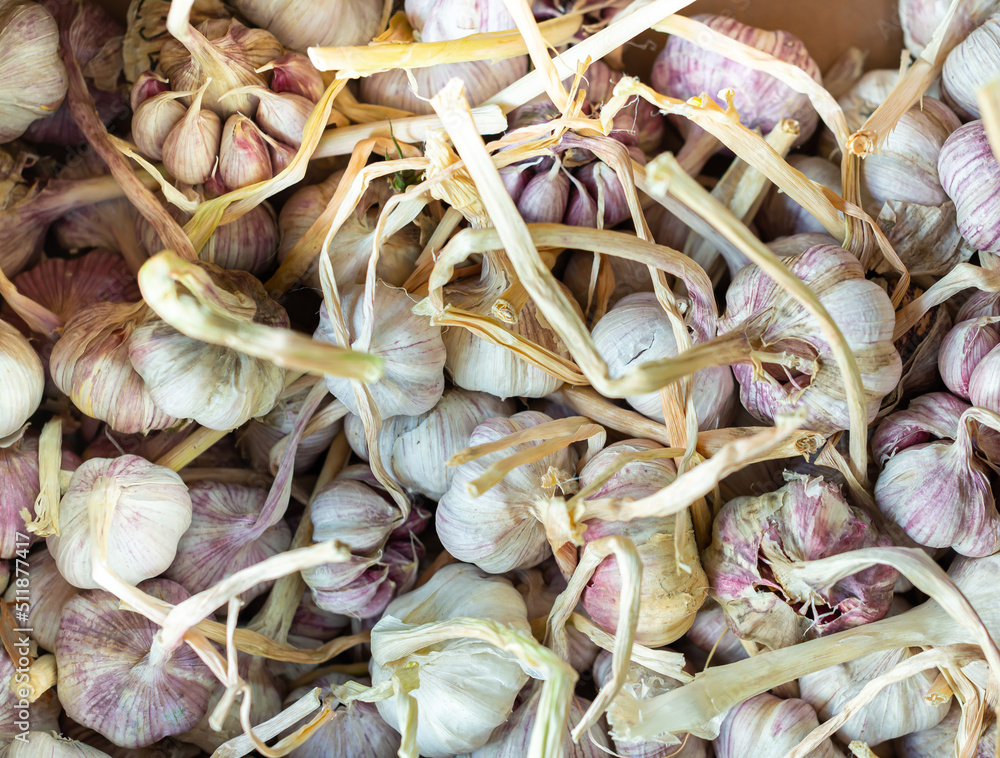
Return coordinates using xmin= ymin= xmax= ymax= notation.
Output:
xmin=704 ymin=474 xmax=896 ymax=651
xmin=939 ymin=120 xmax=1000 ymax=253
xmin=0 ymin=0 xmax=67 ymax=143
xmin=714 ymin=693 xmax=844 ymax=758
xmin=128 ymin=264 xmax=288 ymax=430
xmin=360 ymin=0 xmax=527 ymax=115
xmin=895 ymin=701 xmax=997 ymax=757
xmin=2 ymin=547 xmax=76 ymax=652
xmin=591 ymin=293 xmax=735 ymax=431
xmin=595 ymin=651 xmax=709 ymax=758
xmin=315 ymin=283 xmax=445 ymax=418
xmin=900 ymin=0 xmax=1000 ymax=56
xmin=943 ymin=13 xmax=1000 ymax=119
xmin=50 ymin=302 xmax=179 ymax=435
xmin=799 ymin=646 xmax=950 ymax=746
xmin=0 ymin=318 xmax=43 ymax=446
xmin=369 ymin=563 xmax=532 ymax=757
xmin=719 ymin=244 xmax=902 ymax=434
xmin=233 ymin=0 xmax=384 ymax=49
xmin=2 ymin=733 xmax=110 ymax=757
xmin=47 ymin=455 xmax=192 ymax=589
xmin=55 ymin=579 xmax=215 ymax=748
xmin=345 ymin=387 xmax=515 ymax=499
xmin=580 ymin=441 xmax=708 ymax=647
xmin=757 ymin=155 xmax=843 ymax=240
xmin=165 ymin=480 xmax=291 ymax=603
xmin=437 ymin=411 xmax=578 ymax=573
xmin=1 ymin=652 xmax=60 ymax=741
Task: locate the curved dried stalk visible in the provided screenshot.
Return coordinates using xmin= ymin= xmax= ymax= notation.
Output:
xmin=21 ymin=418 xmax=62 ymax=536
xmin=978 ymin=78 xmax=1000 ymax=163
xmin=894 ymin=263 xmax=1000 ymax=339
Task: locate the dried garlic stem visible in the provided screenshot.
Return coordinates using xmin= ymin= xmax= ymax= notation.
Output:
xmin=213 ymin=689 xmax=332 ymax=758
xmin=22 ymin=418 xmax=62 ymax=537
xmin=977 ymin=78 xmax=1000 ymax=164
xmin=503 ymin=0 xmax=570 ymax=112
xmin=155 ymin=426 xmax=230 ymax=472
xmin=16 ymin=653 xmax=56 ymax=703
xmin=894 ymin=263 xmax=1000 ymax=339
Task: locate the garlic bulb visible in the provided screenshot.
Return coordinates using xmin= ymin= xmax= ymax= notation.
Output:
xmin=943 ymin=13 xmax=1000 ymax=119
xmin=714 ymin=693 xmax=844 ymax=758
xmin=799 ymin=645 xmax=950 ymax=746
xmin=3 ymin=548 xmax=76 ymax=652
xmin=682 ymin=602 xmax=750 ymax=667
xmin=704 ymin=474 xmax=896 ymax=651
xmin=369 ymin=563 xmax=531 ymax=757
xmin=861 ymin=98 xmax=960 ymax=208
xmin=0 ymin=0 xmax=67 ymax=143
xmin=0 ymin=319 xmax=43 ymax=446
xmin=766 ymin=232 xmax=839 ymax=257
xmin=0 ymin=650 xmax=60 ymax=741
xmin=315 ymin=282 xmax=446 ymax=418
xmin=895 ymin=701 xmax=997 ymax=757
xmin=580 ymin=441 xmax=708 ymax=647
xmin=437 ymin=411 xmax=578 ymax=573
xmin=60 ymin=718 xmax=203 ymax=757
xmin=360 ymin=0 xmax=528 ymax=115
xmin=874 ymin=395 xmax=1000 ymax=556
xmin=157 ymin=18 xmax=282 ymax=120
xmin=2 ymin=733 xmax=111 ymax=756
xmin=757 ymin=155 xmax=843 ymax=240
xmin=56 ymin=579 xmax=215 ymax=748
xmin=592 ymin=293 xmax=735 ymax=431
xmin=900 ymin=0 xmax=1000 ymax=56
xmin=50 ymin=302 xmax=179 ymax=435
xmin=277 ymin=172 xmax=422 ymax=290
xmin=939 ymin=120 xmax=1000 ymax=253
xmin=165 ymin=481 xmax=291 ymax=603
xmin=48 ymin=455 xmax=192 ymax=589
xmin=938 ymin=318 xmax=1000 ymax=402
xmin=345 ymin=388 xmax=515 ymax=499
xmin=719 ymin=243 xmax=902 ymax=434
xmin=129 ymin=266 xmax=288 ymax=430
xmin=234 ymin=0 xmax=384 ymax=49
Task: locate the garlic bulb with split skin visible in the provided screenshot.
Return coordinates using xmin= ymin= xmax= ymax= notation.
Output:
xmin=369 ymin=563 xmax=532 ymax=757
xmin=314 ymin=282 xmax=445 ymax=418
xmin=345 ymin=387 xmax=515 ymax=499
xmin=47 ymin=455 xmax=192 ymax=589
xmin=56 ymin=579 xmax=216 ymax=748
xmin=437 ymin=411 xmax=578 ymax=573
xmin=704 ymin=474 xmax=896 ymax=652
xmin=939 ymin=120 xmax=1000 ymax=253
xmin=360 ymin=0 xmax=528 ymax=115
xmin=0 ymin=318 xmax=43 ymax=446
xmin=943 ymin=13 xmax=1000 ymax=119
xmin=0 ymin=0 xmax=67 ymax=143
xmin=714 ymin=693 xmax=845 ymax=758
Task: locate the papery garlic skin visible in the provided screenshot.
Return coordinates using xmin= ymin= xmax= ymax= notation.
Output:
xmin=315 ymin=283 xmax=446 ymax=418
xmin=592 ymin=294 xmax=735 ymax=431
xmin=56 ymin=579 xmax=215 ymax=748
xmin=48 ymin=455 xmax=192 ymax=590
xmin=360 ymin=0 xmax=527 ymax=115
xmin=0 ymin=0 xmax=67 ymax=143
xmin=437 ymin=411 xmax=578 ymax=573
xmin=799 ymin=646 xmax=949 ymax=746
xmin=513 ymin=566 xmax=598 ymax=673
xmin=580 ymin=441 xmax=709 ymax=647
xmin=345 ymin=388 xmax=515 ymax=499
xmin=943 ymin=14 xmax=1000 ymax=119
xmin=3 ymin=548 xmax=76 ymax=652
xmin=370 ymin=563 xmax=531 ymax=757
xmin=719 ymin=244 xmax=902 ymax=434
xmin=0 ymin=318 xmax=43 ymax=445
xmin=939 ymin=120 xmax=1000 ymax=253
xmin=704 ymin=474 xmax=896 ymax=651
xmin=895 ymin=701 xmax=997 ymax=757
xmin=714 ymin=693 xmax=844 ymax=758
xmin=900 ymin=0 xmax=1000 ymax=56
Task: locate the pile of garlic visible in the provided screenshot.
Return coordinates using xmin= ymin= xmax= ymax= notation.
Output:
xmin=3 ymin=0 xmax=1000 ymax=755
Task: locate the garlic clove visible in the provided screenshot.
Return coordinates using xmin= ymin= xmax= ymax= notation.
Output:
xmin=315 ymin=282 xmax=446 ymax=418
xmin=499 ymin=162 xmax=535 ymax=204
xmin=129 ymin=69 xmax=169 ymax=111
xmin=564 ymin=180 xmax=599 ymax=228
xmin=218 ymin=112 xmax=273 ymax=189
xmin=265 ymin=51 xmax=325 ymax=102
xmin=939 ymin=120 xmax=1000 ymax=253
xmin=516 ymin=161 xmax=570 ymax=224
xmin=939 ymin=319 xmax=1000 ymax=400
xmin=131 ymin=91 xmax=187 ymax=162
xmin=309 ymin=477 xmax=402 ymax=553
xmin=714 ymin=693 xmax=844 ymax=758
xmin=238 ymin=86 xmax=313 ymax=147
xmin=0 ymin=318 xmax=43 ymax=446
xmin=161 ymin=87 xmax=222 ymax=186
xmin=48 ymin=455 xmax=192 ymax=589
xmin=55 ymin=579 xmax=216 ymax=748
xmin=871 ymin=391 xmax=971 ymax=465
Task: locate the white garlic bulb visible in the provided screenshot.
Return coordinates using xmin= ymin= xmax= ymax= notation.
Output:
xmin=47 ymin=455 xmax=192 ymax=589
xmin=437 ymin=411 xmax=578 ymax=573
xmin=370 ymin=563 xmax=531 ymax=757
xmin=315 ymin=282 xmax=446 ymax=418
xmin=591 ymin=293 xmax=735 ymax=431
xmin=345 ymin=388 xmax=515 ymax=499
xmin=233 ymin=0 xmax=384 ymax=50
xmin=0 ymin=319 xmax=44 ymax=446
xmin=943 ymin=13 xmax=1000 ymax=119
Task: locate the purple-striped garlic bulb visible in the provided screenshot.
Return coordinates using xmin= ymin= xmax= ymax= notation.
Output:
xmin=290 ymin=589 xmax=348 ymax=640
xmin=0 ymin=319 xmax=43 ymax=446
xmin=55 ymin=579 xmax=216 ymax=748
xmin=757 ymin=155 xmax=843 ymax=240
xmin=164 ymin=481 xmax=291 ymax=603
xmin=714 ymin=693 xmax=844 ymax=758
xmin=579 ymin=441 xmax=708 ymax=647
xmin=47 ymin=455 xmax=192 ymax=589
xmin=939 ymin=120 xmax=1000 ymax=253
xmin=704 ymin=474 xmax=896 ymax=652
xmin=436 ymin=411 xmax=578 ymax=573
xmin=900 ymin=0 xmax=1000 ymax=57
xmin=943 ymin=13 xmax=1000 ymax=119
xmin=895 ymin=701 xmax=997 ymax=757
xmin=360 ymin=0 xmax=527 ymax=115
xmin=874 ymin=394 xmax=1000 ymax=556
xmin=345 ymin=388 xmax=515 ymax=499
xmin=3 ymin=547 xmax=76 ymax=652
xmin=719 ymin=243 xmax=902 ymax=434
xmin=938 ymin=317 xmax=1000 ymax=406
xmin=592 ymin=293 xmax=735 ymax=431
xmin=315 ymin=282 xmax=446 ymax=418
xmin=681 ymin=602 xmax=750 ymax=667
